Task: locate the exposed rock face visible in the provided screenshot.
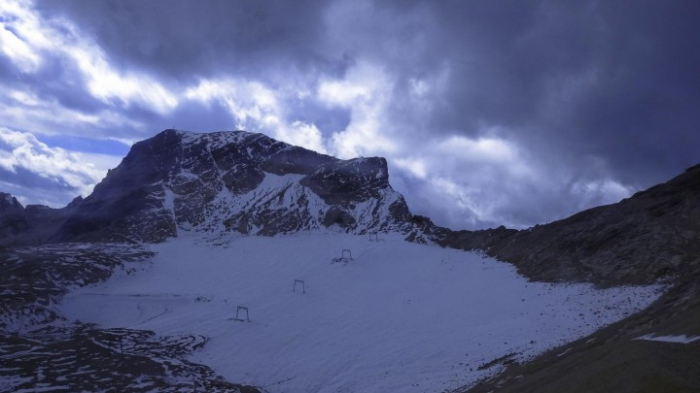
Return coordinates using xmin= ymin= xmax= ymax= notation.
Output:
xmin=52 ymin=129 xmax=419 ymax=243
xmin=0 ymin=193 xmax=26 ymax=239
xmin=0 ymin=193 xmax=23 ymax=214
xmin=441 ymin=164 xmax=700 ymax=287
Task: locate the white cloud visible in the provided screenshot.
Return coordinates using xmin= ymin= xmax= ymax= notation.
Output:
xmin=0 ymin=6 xmax=42 ymax=72
xmin=0 ymin=88 xmax=145 ymax=137
xmin=318 ymin=80 xmax=370 ymax=106
xmin=185 ymin=77 xmax=330 ymax=154
xmin=391 ymin=133 xmax=536 ymax=228
xmin=0 ymin=0 xmax=177 ymax=115
xmin=393 ymin=157 xmax=428 ymax=180
xmin=185 ymin=78 xmax=282 ymax=130
xmin=0 ymin=127 xmax=120 ymax=206
xmin=274 ymin=121 xmax=327 ymax=154
xmin=318 ymin=61 xmax=398 ymax=158
xmin=385 ymin=130 xmax=635 ymax=229
xmin=0 ymin=1 xmax=641 ymax=229
xmin=570 ymin=178 xmax=635 ymax=209
xmin=438 ymin=135 xmax=518 ymax=165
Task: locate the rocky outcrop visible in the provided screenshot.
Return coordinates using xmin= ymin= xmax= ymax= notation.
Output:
xmin=0 ymin=243 xmax=154 ymax=329
xmin=440 ymin=164 xmax=700 ymax=287
xmin=0 ymin=242 xmax=260 ymax=393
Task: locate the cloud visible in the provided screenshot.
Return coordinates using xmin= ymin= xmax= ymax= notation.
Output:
xmin=319 ymin=61 xmax=399 ymax=158
xmin=0 ymin=127 xmax=120 ymax=207
xmin=34 ymin=0 xmax=335 ymax=81
xmin=389 ymin=132 xmax=638 ymax=229
xmin=1 ymin=0 xmax=176 ymax=113
xmin=275 ymin=121 xmax=327 ymax=155
xmin=1 ymin=0 xmax=699 ymax=229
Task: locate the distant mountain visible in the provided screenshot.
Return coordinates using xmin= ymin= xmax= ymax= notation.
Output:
xmin=1 ymin=129 xmax=440 ymax=245
xmin=0 ymin=192 xmax=83 ymax=246
xmin=0 ymin=193 xmax=25 ymax=238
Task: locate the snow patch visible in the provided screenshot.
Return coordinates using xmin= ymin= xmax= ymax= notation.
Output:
xmin=633 ymin=334 xmax=700 ymax=344
xmin=162 ymin=186 xmax=178 ymax=235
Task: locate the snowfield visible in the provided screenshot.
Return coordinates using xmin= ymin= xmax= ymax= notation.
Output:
xmin=58 ymin=232 xmax=663 ymax=392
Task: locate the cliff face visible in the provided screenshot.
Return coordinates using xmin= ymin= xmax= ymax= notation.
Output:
xmin=441 ymin=164 xmax=700 ymax=287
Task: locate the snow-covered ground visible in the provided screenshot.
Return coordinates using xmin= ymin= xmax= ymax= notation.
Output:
xmin=58 ymin=232 xmax=663 ymax=392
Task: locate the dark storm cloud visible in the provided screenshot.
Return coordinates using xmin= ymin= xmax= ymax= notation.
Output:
xmin=429 ymin=1 xmax=700 ymax=183
xmin=35 ymin=0 xmax=339 ymax=82
xmin=353 ymin=1 xmax=700 ymax=158
xmin=352 ymin=0 xmax=700 ymax=227
xmin=4 ymin=0 xmax=700 ymax=228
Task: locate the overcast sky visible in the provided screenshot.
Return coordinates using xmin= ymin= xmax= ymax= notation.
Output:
xmin=1 ymin=0 xmax=699 ymax=229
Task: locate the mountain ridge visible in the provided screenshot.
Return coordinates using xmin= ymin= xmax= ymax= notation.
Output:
xmin=439 ymin=163 xmax=700 ymax=287
xmin=1 ymin=129 xmax=440 ymax=246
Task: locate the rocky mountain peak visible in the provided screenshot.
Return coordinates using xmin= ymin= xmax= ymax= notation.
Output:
xmin=54 ymin=129 xmax=419 ymax=243
xmin=0 ymin=192 xmax=24 ymax=216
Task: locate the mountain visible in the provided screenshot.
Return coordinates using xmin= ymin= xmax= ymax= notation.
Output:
xmin=0 ymin=129 xmax=445 ymax=392
xmin=438 ymin=164 xmax=700 ymax=392
xmin=440 ymin=163 xmax=700 ymax=287
xmin=0 ymin=193 xmax=25 ymax=238
xmin=1 ymin=129 xmax=440 ymax=246
xmin=2 ymin=129 xmax=699 ymax=392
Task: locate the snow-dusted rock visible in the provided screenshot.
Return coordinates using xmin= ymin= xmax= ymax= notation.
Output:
xmin=58 ymin=130 xmax=419 ymax=243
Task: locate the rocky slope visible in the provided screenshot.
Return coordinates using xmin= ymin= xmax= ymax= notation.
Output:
xmin=0 ymin=243 xmax=153 ymax=330
xmin=440 ymin=163 xmax=700 ymax=287
xmin=439 ymin=164 xmax=700 ymax=392
xmin=0 ymin=241 xmax=260 ymax=392
xmin=1 ymin=324 xmax=259 ymax=393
